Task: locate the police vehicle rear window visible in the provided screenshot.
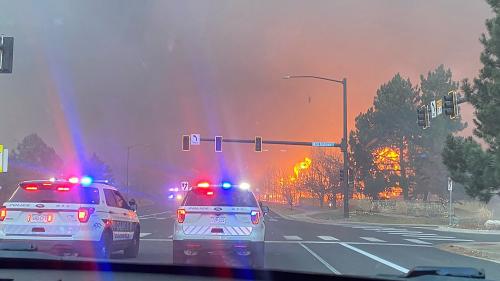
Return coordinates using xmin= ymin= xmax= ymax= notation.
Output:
xmin=9 ymin=184 xmax=100 ymax=204
xmin=184 ymin=189 xmax=258 ymax=207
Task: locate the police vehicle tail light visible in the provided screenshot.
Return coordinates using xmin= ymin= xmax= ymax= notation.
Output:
xmin=250 ymin=210 xmax=260 ymax=225
xmin=68 ymin=177 xmax=80 ymax=184
xmin=239 ymin=182 xmax=250 ymax=190
xmin=77 ymin=207 xmax=94 ymax=223
xmin=221 ymin=182 xmax=232 ymax=189
xmin=0 ymin=207 xmax=6 ymax=221
xmin=206 ymin=191 xmax=214 ymax=196
xmin=197 ymin=182 xmax=210 ymax=188
xmin=57 ymin=186 xmax=70 ymax=191
xmin=177 ymin=209 xmax=186 ymax=223
xmin=24 ymin=186 xmax=38 ymax=191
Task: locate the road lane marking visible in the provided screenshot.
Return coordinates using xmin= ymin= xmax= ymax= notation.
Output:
xmin=137 ymin=239 xmax=433 ymax=247
xmin=402 ymin=233 xmax=438 ymax=237
xmin=317 ymin=236 xmax=339 ymax=241
xmin=419 ymin=237 xmax=474 ymax=242
xmin=377 ymin=229 xmax=407 ymax=232
xmin=268 ymin=218 xmax=278 ymax=222
xmin=139 ymin=210 xmax=171 ymax=218
xmin=404 ymin=239 xmax=432 ymax=245
xmin=140 ymin=232 xmax=152 ymax=238
xmin=141 ymin=238 xmax=173 ymax=241
xmin=360 ymin=237 xmax=386 ymax=242
xmin=299 ymin=243 xmax=340 ymax=274
xmin=283 ymin=235 xmax=302 ymax=240
xmin=339 ymin=242 xmax=409 ymax=273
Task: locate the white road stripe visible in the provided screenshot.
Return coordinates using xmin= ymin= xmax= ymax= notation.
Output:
xmin=268 ymin=218 xmax=278 ymax=222
xmin=283 ymin=235 xmax=303 ymax=240
xmin=360 ymin=237 xmax=386 ymax=242
xmin=419 ymin=237 xmax=474 ymax=242
xmin=377 ymin=229 xmax=407 ymax=232
xmin=139 ymin=232 xmax=152 ymax=238
xmin=139 ymin=211 xmax=171 ymax=218
xmin=138 ymin=239 xmax=432 ymax=247
xmin=402 ymin=233 xmax=438 ymax=237
xmin=385 ymin=232 xmax=422 ymax=235
xmin=299 ymin=243 xmax=340 ymax=274
xmin=404 ymin=238 xmax=432 ymax=245
xmin=339 ymin=242 xmax=409 ymax=273
xmin=383 ymin=231 xmax=415 ymax=233
xmin=141 ymin=238 xmax=173 ymax=242
xmin=318 ymin=236 xmax=339 ymax=241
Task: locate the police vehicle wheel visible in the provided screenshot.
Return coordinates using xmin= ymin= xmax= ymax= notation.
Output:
xmin=97 ymin=231 xmax=113 ymax=259
xmin=124 ymin=228 xmax=140 ymax=258
xmin=251 ymin=243 xmax=265 ymax=269
xmin=172 ymin=241 xmax=187 ymax=265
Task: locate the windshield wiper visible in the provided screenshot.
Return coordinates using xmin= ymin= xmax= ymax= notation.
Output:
xmin=385 ymin=266 xmax=486 ymax=279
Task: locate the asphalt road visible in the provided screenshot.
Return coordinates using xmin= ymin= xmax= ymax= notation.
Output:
xmin=125 ymin=205 xmax=500 ymax=279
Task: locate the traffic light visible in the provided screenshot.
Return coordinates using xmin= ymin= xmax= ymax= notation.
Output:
xmin=0 ymin=36 xmax=14 ymax=73
xmin=443 ymin=91 xmax=458 ymax=119
xmin=417 ymin=105 xmax=430 ymax=129
xmin=215 ymin=136 xmax=223 ymax=152
xmin=182 ymin=135 xmax=190 ymax=151
xmin=255 ymin=136 xmax=262 ymax=152
xmin=339 ymin=169 xmax=344 ymax=182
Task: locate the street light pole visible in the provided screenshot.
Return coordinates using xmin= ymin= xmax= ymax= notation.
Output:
xmin=342 ymin=78 xmax=349 ymax=219
xmin=283 ymin=75 xmax=349 ymax=218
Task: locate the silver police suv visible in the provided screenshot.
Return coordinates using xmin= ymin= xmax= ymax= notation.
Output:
xmin=173 ymin=182 xmax=268 ymax=268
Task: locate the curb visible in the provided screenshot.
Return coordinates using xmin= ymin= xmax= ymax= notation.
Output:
xmin=271 ymin=208 xmax=500 ymax=233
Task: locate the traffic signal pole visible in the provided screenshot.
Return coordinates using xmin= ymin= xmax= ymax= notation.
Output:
xmin=198 ymin=137 xmax=341 ymax=147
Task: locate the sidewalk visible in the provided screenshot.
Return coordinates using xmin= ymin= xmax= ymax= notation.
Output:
xmin=268 ymin=203 xmax=500 ymax=232
xmin=438 ymin=242 xmax=500 ymax=264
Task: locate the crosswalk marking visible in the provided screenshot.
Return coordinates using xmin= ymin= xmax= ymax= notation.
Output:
xmin=404 ymin=238 xmax=432 ymax=245
xmin=360 ymin=237 xmax=386 ymax=242
xmin=419 ymin=237 xmax=474 ymax=242
xmin=140 ymin=232 xmax=152 ymax=238
xmin=385 ymin=231 xmax=422 ymax=235
xmin=318 ymin=235 xmax=339 ymax=241
xmin=416 ymin=236 xmax=456 ymax=239
xmin=284 ymin=235 xmax=303 ymax=240
xmin=403 ymin=233 xmax=438 ymax=237
xmin=377 ymin=229 xmax=407 ymax=232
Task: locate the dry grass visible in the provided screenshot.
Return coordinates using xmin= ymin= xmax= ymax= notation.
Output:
xmin=349 ymin=199 xmax=371 ymax=212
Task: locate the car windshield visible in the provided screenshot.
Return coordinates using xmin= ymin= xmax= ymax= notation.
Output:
xmin=9 ymin=185 xmax=100 ymax=204
xmin=1 ymin=0 xmax=500 ymax=279
xmin=184 ymin=189 xmax=258 ymax=207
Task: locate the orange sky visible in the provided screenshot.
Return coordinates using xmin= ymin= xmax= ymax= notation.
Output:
xmin=0 ymin=0 xmax=493 ymax=189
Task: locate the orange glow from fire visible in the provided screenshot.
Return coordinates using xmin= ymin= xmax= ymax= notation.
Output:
xmin=373 ymin=147 xmax=400 ymax=172
xmin=378 ymin=186 xmax=403 ymax=199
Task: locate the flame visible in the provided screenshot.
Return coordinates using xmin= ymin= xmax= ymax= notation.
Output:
xmin=378 ymin=186 xmax=403 ymax=199
xmin=293 ymin=157 xmax=312 ymax=177
xmin=373 ymin=147 xmax=400 ymax=171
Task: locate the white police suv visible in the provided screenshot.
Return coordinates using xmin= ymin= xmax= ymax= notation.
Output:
xmin=0 ymin=177 xmax=140 ymax=259
xmin=173 ymin=181 xmax=268 ymax=268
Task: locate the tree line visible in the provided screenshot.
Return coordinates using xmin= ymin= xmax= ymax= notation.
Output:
xmin=0 ymin=133 xmax=115 ymax=202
